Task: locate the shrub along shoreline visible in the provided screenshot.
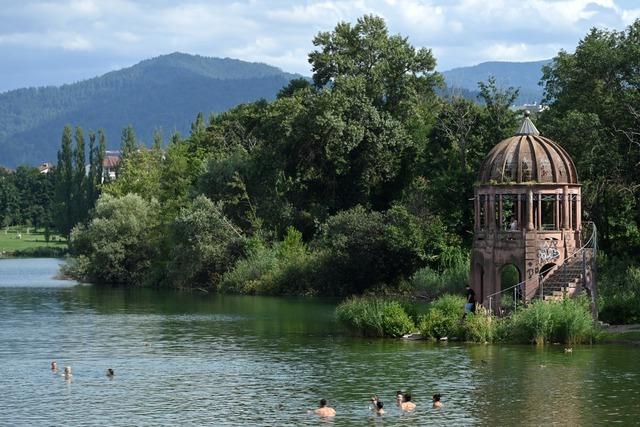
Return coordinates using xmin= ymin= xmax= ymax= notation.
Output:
xmin=336 ymin=294 xmax=599 ymax=345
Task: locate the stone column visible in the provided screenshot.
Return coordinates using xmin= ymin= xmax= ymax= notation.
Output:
xmin=527 ymin=189 xmax=534 ymax=231
xmin=488 ymin=194 xmax=495 ymax=231
xmin=576 ymin=190 xmax=582 ymax=231
xmin=562 ymin=185 xmax=569 ymax=229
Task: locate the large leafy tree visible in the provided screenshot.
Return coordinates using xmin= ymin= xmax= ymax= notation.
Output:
xmin=69 ymin=193 xmax=161 ymax=285
xmin=539 ymin=19 xmax=640 ymax=255
xmin=309 ymin=14 xmax=441 ymax=120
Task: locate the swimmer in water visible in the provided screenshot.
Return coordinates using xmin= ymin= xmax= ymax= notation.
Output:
xmin=396 ymin=390 xmax=404 ymax=408
xmin=432 ymin=393 xmax=442 ymax=409
xmin=314 ymin=399 xmax=336 ymax=417
xmin=401 ymin=392 xmax=416 ymax=412
xmin=63 ymin=366 xmax=72 ymax=379
xmin=375 ymin=401 xmax=385 ymax=415
xmin=106 ymin=368 xmax=114 ymax=378
xmin=51 ymin=361 xmax=58 ymax=371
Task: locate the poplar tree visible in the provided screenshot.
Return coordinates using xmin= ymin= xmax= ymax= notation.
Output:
xmin=55 ymin=125 xmax=74 ymax=238
xmin=73 ymin=126 xmax=86 ymax=224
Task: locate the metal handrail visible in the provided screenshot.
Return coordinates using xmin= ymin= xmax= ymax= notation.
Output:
xmin=484 ymin=221 xmax=597 ymax=314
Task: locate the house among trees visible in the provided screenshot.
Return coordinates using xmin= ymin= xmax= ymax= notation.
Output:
xmin=38 ymin=162 xmax=53 ymax=174
xmin=103 ymin=150 xmax=121 ymax=181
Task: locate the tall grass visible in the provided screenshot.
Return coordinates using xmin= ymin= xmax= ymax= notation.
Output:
xmin=503 ymin=298 xmax=598 ymax=345
xmin=462 ymin=306 xmax=497 ymax=343
xmin=336 ymin=296 xmax=415 ymax=337
xmin=417 ymin=294 xmax=466 ymax=339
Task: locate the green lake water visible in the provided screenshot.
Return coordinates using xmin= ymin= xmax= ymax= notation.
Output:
xmin=1 ymin=258 xmax=639 ymax=426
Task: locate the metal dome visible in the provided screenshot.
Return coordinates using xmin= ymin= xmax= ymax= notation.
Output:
xmin=478 ymin=114 xmax=578 ymax=184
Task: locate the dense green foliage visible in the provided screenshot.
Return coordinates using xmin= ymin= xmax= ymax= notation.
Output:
xmin=0 ymin=53 xmax=300 ymax=168
xmin=597 ymin=256 xmax=640 ymax=324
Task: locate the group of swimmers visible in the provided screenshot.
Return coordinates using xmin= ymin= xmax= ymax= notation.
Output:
xmin=313 ymin=391 xmax=442 ymax=418
xmin=50 ymin=361 xmax=114 ymax=379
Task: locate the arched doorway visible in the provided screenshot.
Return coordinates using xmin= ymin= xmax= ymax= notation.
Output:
xmin=500 ymin=264 xmax=522 ymax=311
xmin=540 ymin=263 xmax=556 ymax=278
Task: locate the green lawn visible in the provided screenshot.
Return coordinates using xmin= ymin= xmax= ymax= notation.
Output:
xmin=0 ymin=227 xmax=67 ymax=254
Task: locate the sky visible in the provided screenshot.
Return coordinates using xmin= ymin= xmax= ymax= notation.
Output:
xmin=0 ymin=0 xmax=639 ymax=92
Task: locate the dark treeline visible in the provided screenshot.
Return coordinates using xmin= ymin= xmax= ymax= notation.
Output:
xmin=0 ymin=165 xmax=54 ymax=230
xmin=11 ymin=16 xmax=640 ymax=322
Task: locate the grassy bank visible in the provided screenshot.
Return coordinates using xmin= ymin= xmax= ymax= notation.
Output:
xmin=336 ymin=295 xmax=599 ymax=345
xmin=0 ymin=227 xmax=67 ymax=257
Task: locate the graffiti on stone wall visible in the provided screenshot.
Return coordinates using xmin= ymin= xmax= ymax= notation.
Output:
xmin=538 ymin=239 xmax=560 ymax=263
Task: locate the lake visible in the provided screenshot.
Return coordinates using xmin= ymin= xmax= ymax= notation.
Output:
xmin=1 ymin=258 xmax=639 ymax=426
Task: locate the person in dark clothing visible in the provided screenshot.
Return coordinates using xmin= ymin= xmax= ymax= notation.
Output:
xmin=464 ymin=285 xmax=476 ymax=317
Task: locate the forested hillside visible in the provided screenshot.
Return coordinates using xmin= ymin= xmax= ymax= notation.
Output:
xmin=442 ymin=59 xmax=551 ymax=104
xmin=0 ymin=53 xmax=300 ymax=168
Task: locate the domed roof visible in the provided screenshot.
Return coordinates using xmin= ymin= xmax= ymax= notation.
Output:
xmin=478 ymin=114 xmax=578 ymax=184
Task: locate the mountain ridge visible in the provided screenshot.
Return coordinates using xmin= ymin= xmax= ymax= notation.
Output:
xmin=0 ymin=53 xmax=301 ymax=168
xmin=0 ymin=54 xmax=552 ymax=168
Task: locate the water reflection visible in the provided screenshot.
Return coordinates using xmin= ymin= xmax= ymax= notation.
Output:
xmin=1 ymin=259 xmax=640 ymax=425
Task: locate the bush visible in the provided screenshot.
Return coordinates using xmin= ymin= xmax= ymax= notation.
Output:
xmin=418 ymin=294 xmax=465 ymax=339
xmin=502 ymin=298 xmax=597 ymax=345
xmin=336 ymin=296 xmax=415 ymax=337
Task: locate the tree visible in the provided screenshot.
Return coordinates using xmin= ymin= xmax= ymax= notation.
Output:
xmin=55 ymin=125 xmax=74 ymax=238
xmin=539 ymin=19 xmax=640 ymax=255
xmin=69 ymin=193 xmax=161 ymax=285
xmin=315 ymin=205 xmax=429 ymax=294
xmin=120 ymin=125 xmax=138 ymax=161
xmin=166 ymin=195 xmax=244 ymax=288
xmin=73 ymin=126 xmax=87 ymax=225
xmin=309 ymin=14 xmax=441 ymax=119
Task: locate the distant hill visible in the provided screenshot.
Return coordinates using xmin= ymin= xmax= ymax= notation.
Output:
xmin=0 ymin=53 xmax=301 ymax=168
xmin=442 ymin=59 xmax=552 ymax=104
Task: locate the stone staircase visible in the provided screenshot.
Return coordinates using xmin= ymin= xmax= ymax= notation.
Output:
xmin=538 ymin=248 xmax=594 ymax=301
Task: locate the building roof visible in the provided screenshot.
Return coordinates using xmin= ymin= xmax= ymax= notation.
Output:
xmin=103 ymin=155 xmax=120 ymax=169
xmin=478 ymin=113 xmax=578 ymax=185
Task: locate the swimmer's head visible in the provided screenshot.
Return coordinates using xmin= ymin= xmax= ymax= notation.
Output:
xmin=64 ymin=366 xmax=71 ymax=374
xmin=107 ymin=368 xmax=114 ymax=376
xmin=51 ymin=361 xmax=57 ymax=370
xmin=376 ymin=401 xmax=384 ymax=410
xmin=433 ymin=394 xmax=441 ymax=402
xmin=319 ymin=399 xmax=327 ymax=407
xmin=403 ymin=392 xmax=412 ymax=402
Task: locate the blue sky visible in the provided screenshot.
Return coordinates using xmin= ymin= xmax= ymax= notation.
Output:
xmin=0 ymin=0 xmax=638 ymax=92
